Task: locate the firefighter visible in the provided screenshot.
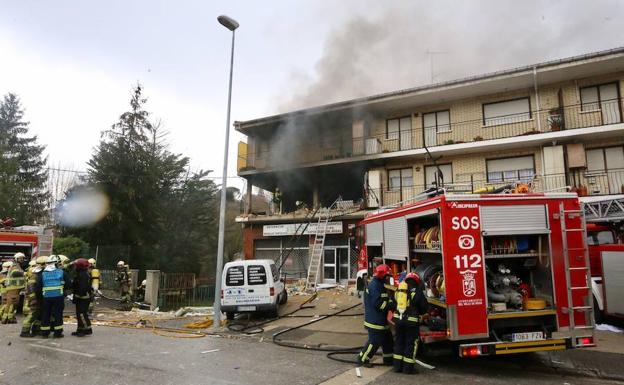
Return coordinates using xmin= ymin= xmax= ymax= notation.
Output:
xmin=392 ymin=272 xmax=428 ymax=374
xmin=14 ymin=252 xmax=27 ymax=270
xmin=36 ymin=255 xmax=70 ymax=338
xmin=135 ymin=279 xmax=146 ymax=302
xmin=71 ymin=258 xmax=92 ymax=336
xmin=20 ymin=259 xmax=44 ymax=337
xmin=0 ymin=261 xmax=12 ymax=322
xmin=115 ymin=261 xmax=133 ymax=311
xmin=1 ymin=256 xmax=26 ymax=324
xmin=88 ymin=258 xmax=100 ymax=314
xmin=357 ymin=264 xmax=395 ymax=367
xmin=272 ymin=187 xmax=282 ymax=214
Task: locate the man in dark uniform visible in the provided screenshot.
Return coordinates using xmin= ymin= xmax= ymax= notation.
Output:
xmin=357 ymin=264 xmax=395 ymax=367
xmin=71 ymin=258 xmax=93 ymax=336
xmin=392 ymin=272 xmax=428 ymax=374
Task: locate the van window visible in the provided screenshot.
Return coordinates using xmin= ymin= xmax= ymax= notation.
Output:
xmin=226 ymin=266 xmax=245 ymax=286
xmin=270 ymin=264 xmax=279 ymax=283
xmin=247 ymin=265 xmax=267 ymax=285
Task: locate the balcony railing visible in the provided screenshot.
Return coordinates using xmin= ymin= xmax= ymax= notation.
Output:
xmin=367 ymin=168 xmax=624 ymax=208
xmin=237 ymin=99 xmax=624 ymax=173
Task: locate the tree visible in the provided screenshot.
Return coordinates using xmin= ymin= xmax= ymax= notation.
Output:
xmin=63 ymin=84 xmax=220 ymax=275
xmin=53 ymin=236 xmax=89 ymax=259
xmin=0 ymin=93 xmax=49 ymax=224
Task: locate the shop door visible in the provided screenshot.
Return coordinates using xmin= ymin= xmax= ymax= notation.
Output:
xmin=323 ymin=249 xmax=337 ymax=283
xmin=337 ymin=248 xmax=350 ymax=283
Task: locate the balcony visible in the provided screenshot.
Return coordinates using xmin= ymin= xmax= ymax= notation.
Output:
xmin=238 ymin=99 xmax=623 ymax=173
xmin=367 ymin=169 xmax=624 ymax=208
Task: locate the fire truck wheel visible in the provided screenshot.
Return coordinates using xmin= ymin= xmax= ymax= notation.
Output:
xmin=593 ymin=297 xmax=603 ymax=324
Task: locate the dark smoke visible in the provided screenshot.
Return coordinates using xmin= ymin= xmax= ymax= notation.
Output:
xmin=277 ymin=0 xmax=624 ymax=112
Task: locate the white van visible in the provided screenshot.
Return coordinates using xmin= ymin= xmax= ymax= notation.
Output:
xmin=220 ymin=259 xmax=287 ymax=319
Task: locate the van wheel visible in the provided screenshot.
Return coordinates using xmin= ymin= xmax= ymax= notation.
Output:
xmin=593 ymin=297 xmax=604 ymax=324
xmin=279 ymin=290 xmax=288 ymax=305
xmin=226 ymin=312 xmax=235 ymax=321
xmin=268 ymin=306 xmax=279 ymax=319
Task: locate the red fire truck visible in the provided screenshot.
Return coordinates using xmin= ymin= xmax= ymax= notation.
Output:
xmin=586 ymin=222 xmax=624 ymax=322
xmin=358 ymin=192 xmax=595 ymax=357
xmin=0 ymin=226 xmax=53 ymax=263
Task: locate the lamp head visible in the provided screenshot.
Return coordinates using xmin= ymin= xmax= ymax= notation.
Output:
xmin=217 ymin=15 xmax=239 ymax=31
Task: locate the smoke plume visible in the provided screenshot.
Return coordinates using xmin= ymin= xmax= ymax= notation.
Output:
xmin=277 ymin=0 xmax=624 ymax=112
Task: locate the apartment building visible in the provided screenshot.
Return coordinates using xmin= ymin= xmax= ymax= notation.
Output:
xmin=235 ymin=47 xmax=624 ymax=284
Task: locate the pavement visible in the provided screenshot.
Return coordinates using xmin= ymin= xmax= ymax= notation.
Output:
xmin=0 ymin=290 xmax=622 ymax=385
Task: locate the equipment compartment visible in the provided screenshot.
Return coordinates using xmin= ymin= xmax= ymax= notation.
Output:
xmin=484 ymin=234 xmax=555 ymax=314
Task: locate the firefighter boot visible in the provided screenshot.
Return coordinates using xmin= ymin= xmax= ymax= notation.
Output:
xmin=393 ymin=356 xmax=403 ymax=373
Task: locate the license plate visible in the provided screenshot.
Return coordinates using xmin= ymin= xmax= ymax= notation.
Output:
xmin=512 ymin=331 xmax=544 ymax=342
xmin=238 ymin=306 xmax=256 ymax=311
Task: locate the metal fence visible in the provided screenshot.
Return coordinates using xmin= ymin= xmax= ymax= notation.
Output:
xmin=156 ymin=272 xmax=214 ymax=311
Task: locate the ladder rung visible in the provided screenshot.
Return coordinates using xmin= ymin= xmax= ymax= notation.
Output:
xmin=570 ymin=286 xmax=590 ymax=290
xmin=573 ymin=326 xmax=594 ymax=330
xmin=572 ymin=306 xmax=593 ymax=310
xmin=565 ymin=229 xmax=585 ymax=232
xmin=564 ymin=210 xmax=583 ymax=214
xmin=567 ymin=247 xmax=587 ymax=251
xmin=569 ymin=267 xmax=590 ymax=271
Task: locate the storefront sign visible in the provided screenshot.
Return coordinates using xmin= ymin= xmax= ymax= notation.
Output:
xmin=263 ymin=222 xmax=343 ymax=237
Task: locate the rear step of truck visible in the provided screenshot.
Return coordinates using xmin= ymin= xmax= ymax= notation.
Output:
xmin=561 ymin=208 xmax=595 ymax=347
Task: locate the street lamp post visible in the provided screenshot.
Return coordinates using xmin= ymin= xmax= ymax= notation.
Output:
xmin=213 ymin=14 xmax=239 ymax=330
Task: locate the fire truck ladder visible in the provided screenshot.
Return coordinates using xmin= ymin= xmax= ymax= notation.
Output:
xmin=304 ymin=198 xmax=360 ymax=292
xmin=560 ymin=206 xmax=595 ymax=346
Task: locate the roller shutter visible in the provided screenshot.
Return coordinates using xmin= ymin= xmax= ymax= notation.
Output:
xmin=366 ymin=222 xmax=383 ymax=246
xmin=481 ymin=205 xmax=548 ymax=235
xmin=383 ymin=217 xmax=408 ymax=260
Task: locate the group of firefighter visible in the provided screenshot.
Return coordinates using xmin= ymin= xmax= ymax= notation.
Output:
xmin=358 ymin=263 xmax=429 ymax=375
xmin=0 ymin=253 xmax=135 ymax=338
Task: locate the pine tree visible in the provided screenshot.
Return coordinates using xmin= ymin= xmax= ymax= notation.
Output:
xmin=0 ymin=93 xmax=48 ymax=224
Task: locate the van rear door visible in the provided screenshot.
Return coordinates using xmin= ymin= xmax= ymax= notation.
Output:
xmin=245 ymin=264 xmax=271 ymax=307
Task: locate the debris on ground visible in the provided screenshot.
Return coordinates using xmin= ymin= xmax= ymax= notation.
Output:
xmin=175 ymin=307 xmax=214 ymax=317
xmin=596 ymin=324 xmax=624 ymax=333
xmin=200 ymin=349 xmax=220 ymax=354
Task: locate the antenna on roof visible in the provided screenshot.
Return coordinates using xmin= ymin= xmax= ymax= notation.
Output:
xmin=425 ymin=49 xmax=448 ymax=83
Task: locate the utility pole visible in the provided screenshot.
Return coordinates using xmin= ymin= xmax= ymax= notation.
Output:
xmin=425 ymin=50 xmax=448 ymax=83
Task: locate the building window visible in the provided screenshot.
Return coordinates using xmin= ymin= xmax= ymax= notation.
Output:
xmin=423 ymin=110 xmax=451 ymax=133
xmin=580 ymin=83 xmax=619 ymax=111
xmin=388 ymin=168 xmax=413 ymax=190
xmin=483 ymin=97 xmax=531 ymax=126
xmin=486 ymin=155 xmax=535 ymax=183
xmin=586 ymin=147 xmax=624 ymax=173
xmin=425 ymin=164 xmax=452 ymax=188
xmin=386 ymin=117 xmax=412 ymax=140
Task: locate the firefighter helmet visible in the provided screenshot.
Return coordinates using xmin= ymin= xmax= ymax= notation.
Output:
xmin=28 ymin=260 xmax=36 ymax=267
xmin=47 ymin=255 xmax=60 ymax=264
xmin=88 ymin=258 xmax=96 ymax=267
xmin=405 ymin=272 xmax=422 ymax=286
xmin=74 ymin=258 xmax=89 ymax=270
xmin=117 ymin=260 xmax=125 ymax=267
xmin=36 ymin=256 xmax=48 ymax=265
xmin=14 ymin=252 xmax=26 ymax=261
xmin=373 ymin=264 xmax=392 ymax=279
xmin=1 ymin=261 xmax=13 ymax=273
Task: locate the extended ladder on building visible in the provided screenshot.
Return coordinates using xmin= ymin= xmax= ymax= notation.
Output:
xmin=581 ymin=194 xmax=624 ymax=222
xmin=304 ymin=198 xmax=361 ymax=292
xmin=560 ymin=206 xmax=595 ymax=346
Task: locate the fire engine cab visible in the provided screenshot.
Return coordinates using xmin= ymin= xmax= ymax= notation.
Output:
xmin=0 ymin=225 xmax=53 ymax=263
xmin=359 ymin=192 xmax=595 ymax=357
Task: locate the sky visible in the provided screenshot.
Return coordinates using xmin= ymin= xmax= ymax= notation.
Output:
xmin=1 ymin=0 xmax=623 ymax=193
